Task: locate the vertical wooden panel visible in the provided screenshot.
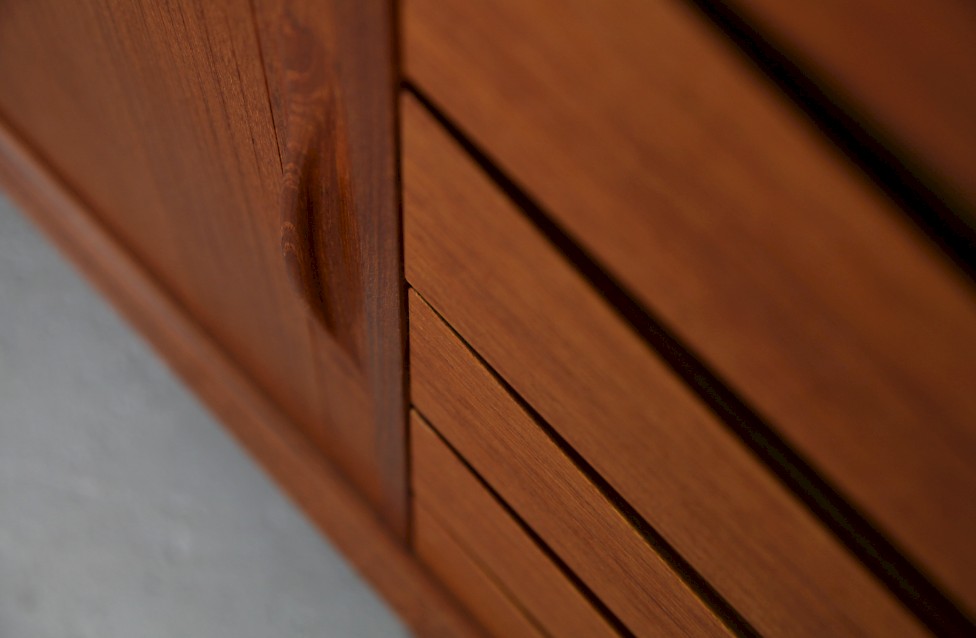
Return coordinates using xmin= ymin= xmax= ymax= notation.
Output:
xmin=251 ymin=0 xmax=406 ymax=532
xmin=0 ymin=0 xmax=406 ymax=531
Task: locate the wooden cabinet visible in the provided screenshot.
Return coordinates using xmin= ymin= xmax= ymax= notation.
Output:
xmin=0 ymin=0 xmax=405 ymax=531
xmin=1 ymin=0 xmax=974 ymax=635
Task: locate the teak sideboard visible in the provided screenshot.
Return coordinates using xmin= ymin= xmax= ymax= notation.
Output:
xmin=1 ymin=1 xmax=975 ymax=636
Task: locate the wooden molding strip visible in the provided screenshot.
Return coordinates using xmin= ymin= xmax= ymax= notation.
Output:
xmin=0 ymin=112 xmax=484 ymax=638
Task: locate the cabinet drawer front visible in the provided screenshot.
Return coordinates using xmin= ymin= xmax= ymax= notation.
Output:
xmin=403 ymin=95 xmax=923 ymax=637
xmin=414 ymin=504 xmax=542 ymax=638
xmin=410 ymin=292 xmax=729 ymax=637
xmin=405 ymin=0 xmax=976 ymax=610
xmin=411 ymin=412 xmax=619 ymax=638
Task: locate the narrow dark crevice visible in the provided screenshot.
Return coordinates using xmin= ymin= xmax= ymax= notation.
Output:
xmin=684 ymin=0 xmax=976 ymax=286
xmin=403 ymin=82 xmax=976 ymax=636
xmin=412 ymin=407 xmax=638 ymax=638
xmin=388 ymin=0 xmax=413 ymax=547
xmin=412 ymin=292 xmax=758 ymax=638
xmin=413 ymin=428 xmax=555 ymax=638
xmin=245 ymin=0 xmax=283 ymax=173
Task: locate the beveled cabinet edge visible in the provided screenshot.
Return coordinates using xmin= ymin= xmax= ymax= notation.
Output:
xmin=0 ymin=111 xmax=485 ymax=638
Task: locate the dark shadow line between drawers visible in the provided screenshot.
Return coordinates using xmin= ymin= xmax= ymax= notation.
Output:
xmin=412 ymin=405 xmax=635 ymax=638
xmin=390 ymin=0 xmax=413 ymax=549
xmin=403 ymin=81 xmax=976 ymax=637
xmin=413 ymin=420 xmax=557 ymax=638
xmin=685 ymin=0 xmax=976 ymax=287
xmin=411 ymin=291 xmax=758 ymax=638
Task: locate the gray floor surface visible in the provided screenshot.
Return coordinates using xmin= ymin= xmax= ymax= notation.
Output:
xmin=0 ymin=191 xmax=409 ymax=638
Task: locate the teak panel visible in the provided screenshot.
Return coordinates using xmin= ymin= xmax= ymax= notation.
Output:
xmin=403 ymin=96 xmax=925 ymax=637
xmin=728 ymin=0 xmax=976 ymax=216
xmin=404 ymin=0 xmax=976 ymax=604
xmin=0 ymin=0 xmax=405 ymax=530
xmin=414 ymin=504 xmax=543 ymax=638
xmin=411 ymin=411 xmax=620 ymax=638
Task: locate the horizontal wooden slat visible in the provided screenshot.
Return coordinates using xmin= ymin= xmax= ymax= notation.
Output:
xmin=404 ymin=0 xmax=976 ymax=612
xmin=727 ymin=0 xmax=976 ymax=217
xmin=403 ymin=95 xmax=926 ymax=637
xmin=0 ymin=0 xmax=406 ymax=530
xmin=409 ymin=292 xmax=730 ymax=637
xmin=411 ymin=411 xmax=620 ymax=638
xmin=414 ymin=504 xmax=542 ymax=638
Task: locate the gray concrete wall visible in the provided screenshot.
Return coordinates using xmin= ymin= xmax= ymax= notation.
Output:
xmin=0 ymin=191 xmax=409 ymax=638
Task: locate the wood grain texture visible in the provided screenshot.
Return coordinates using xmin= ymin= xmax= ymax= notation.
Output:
xmin=411 ymin=411 xmax=621 ymax=638
xmin=0 ymin=0 xmax=406 ymax=532
xmin=403 ymin=96 xmax=926 ymax=637
xmin=409 ymin=293 xmax=729 ymax=638
xmin=404 ymin=0 xmax=976 ymax=608
xmin=251 ymin=0 xmax=407 ymax=534
xmin=0 ymin=115 xmax=484 ymax=638
xmin=726 ymin=0 xmax=976 ymax=217
xmin=414 ymin=504 xmax=543 ymax=638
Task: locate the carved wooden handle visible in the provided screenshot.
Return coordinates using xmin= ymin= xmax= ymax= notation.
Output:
xmin=280 ymin=143 xmax=326 ymax=325
xmin=272 ymin=6 xmax=365 ymax=367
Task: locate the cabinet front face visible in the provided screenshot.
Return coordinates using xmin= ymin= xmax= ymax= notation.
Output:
xmin=0 ymin=0 xmax=405 ymax=530
xmin=4 ymin=1 xmax=975 ymax=636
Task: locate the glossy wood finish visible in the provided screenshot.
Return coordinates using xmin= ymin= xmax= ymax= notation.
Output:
xmin=403 ymin=95 xmax=926 ymax=637
xmin=0 ymin=114 xmax=483 ymax=638
xmin=0 ymin=0 xmax=406 ymax=532
xmin=414 ymin=504 xmax=542 ymax=638
xmin=404 ymin=0 xmax=976 ymax=607
xmin=728 ymin=0 xmax=976 ymax=216
xmin=411 ymin=411 xmax=621 ymax=638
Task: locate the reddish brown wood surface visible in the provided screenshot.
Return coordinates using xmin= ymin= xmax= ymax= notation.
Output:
xmin=728 ymin=0 xmax=976 ymax=215
xmin=404 ymin=0 xmax=976 ymax=608
xmin=0 ymin=0 xmax=406 ymax=532
xmin=250 ymin=0 xmax=407 ymax=534
xmin=411 ymin=411 xmax=621 ymax=638
xmin=403 ymin=95 xmax=926 ymax=637
xmin=0 ymin=114 xmax=483 ymax=638
xmin=410 ymin=292 xmax=729 ymax=638
xmin=414 ymin=503 xmax=542 ymax=638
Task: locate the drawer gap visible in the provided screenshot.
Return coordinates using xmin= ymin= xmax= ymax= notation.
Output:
xmin=413 ymin=407 xmax=638 ymax=638
xmin=680 ymin=0 xmax=976 ymax=284
xmin=415 ymin=500 xmax=552 ymax=637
